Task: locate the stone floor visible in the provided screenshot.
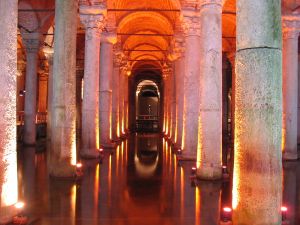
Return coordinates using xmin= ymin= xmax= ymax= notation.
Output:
xmin=15 ymin=134 xmax=300 ymax=225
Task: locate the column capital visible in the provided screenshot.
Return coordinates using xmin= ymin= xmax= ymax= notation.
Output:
xmin=181 ymin=10 xmax=201 ymax=37
xmin=43 ymin=46 xmax=54 ymax=62
xmin=282 ymin=15 xmax=300 ymax=39
xmin=162 ymin=65 xmax=172 ymax=79
xmin=22 ymin=32 xmax=42 ymax=53
xmin=168 ymin=35 xmax=186 ymax=61
xmin=80 ymin=6 xmax=107 ymax=39
xmin=199 ymin=0 xmax=222 ymax=7
xmin=113 ymin=51 xmax=124 ymax=67
xmin=101 ymin=32 xmax=118 ymax=44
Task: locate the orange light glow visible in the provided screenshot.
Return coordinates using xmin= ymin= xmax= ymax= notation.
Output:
xmin=71 ymin=185 xmax=76 ymax=225
xmin=281 ymin=206 xmax=288 ymax=212
xmin=223 ymin=207 xmax=232 ymax=213
xmin=232 ymin=138 xmax=241 ymax=210
xmin=15 ymin=202 xmax=25 ymax=209
xmin=195 ymin=187 xmax=200 ymax=225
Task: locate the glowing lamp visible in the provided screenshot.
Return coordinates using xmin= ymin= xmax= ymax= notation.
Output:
xmin=99 ymin=148 xmax=104 ymax=153
xmin=15 ymin=202 xmax=25 ymax=209
xmin=191 ymin=167 xmax=197 ymax=175
xmin=221 ymin=207 xmax=232 ymax=222
xmin=126 ymin=70 xmax=131 ymax=76
xmin=177 ymin=149 xmax=182 ymax=155
xmin=76 ymin=163 xmax=82 ymax=168
xmin=281 ymin=206 xmax=288 ymax=221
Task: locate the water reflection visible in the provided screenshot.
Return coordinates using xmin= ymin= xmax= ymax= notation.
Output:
xmin=17 ymin=135 xmax=300 ymax=225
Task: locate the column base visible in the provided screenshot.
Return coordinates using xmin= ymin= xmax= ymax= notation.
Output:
xmin=80 ymin=149 xmax=100 ymax=159
xmin=178 ymin=152 xmax=196 ymax=161
xmin=0 ymin=205 xmax=22 ymax=225
xmin=283 ymin=151 xmax=298 ymax=161
xmin=196 ymin=165 xmax=222 ymax=180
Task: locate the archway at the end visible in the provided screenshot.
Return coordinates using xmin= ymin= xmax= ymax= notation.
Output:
xmin=128 ymin=69 xmax=163 ymax=133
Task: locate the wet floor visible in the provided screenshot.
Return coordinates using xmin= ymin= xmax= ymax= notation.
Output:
xmin=17 ymin=134 xmax=300 ymax=225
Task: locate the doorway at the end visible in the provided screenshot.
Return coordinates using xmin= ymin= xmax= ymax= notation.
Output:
xmin=136 ymin=80 xmax=160 ymax=133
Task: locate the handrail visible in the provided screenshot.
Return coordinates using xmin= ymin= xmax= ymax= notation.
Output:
xmin=17 ymin=111 xmax=47 ymax=125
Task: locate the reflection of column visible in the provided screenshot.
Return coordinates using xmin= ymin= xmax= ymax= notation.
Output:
xmin=197 ymin=0 xmax=222 ymax=179
xmin=283 ymin=162 xmax=297 ymax=225
xmin=49 ymin=0 xmax=78 ymax=177
xmin=173 ymin=36 xmax=185 ymax=148
xmin=112 ymin=50 xmax=122 ymax=140
xmin=80 ymin=7 xmax=106 ymax=158
xmin=182 ymin=9 xmax=201 ymax=158
xmin=100 ymin=33 xmax=117 ymax=148
xmin=22 ymin=32 xmax=41 ymax=145
xmin=198 ymin=182 xmax=221 ymax=225
xmin=232 ymin=0 xmax=282 ymax=224
xmin=282 ymin=18 xmax=299 ymax=160
xmin=44 ymin=47 xmax=54 ymax=143
xmin=0 ymin=0 xmax=18 ymax=215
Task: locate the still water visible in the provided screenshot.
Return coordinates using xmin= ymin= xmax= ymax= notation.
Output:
xmin=17 ymin=134 xmax=300 ymax=225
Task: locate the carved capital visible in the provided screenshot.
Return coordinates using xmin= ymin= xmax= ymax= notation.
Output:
xmin=101 ymin=32 xmax=118 ymax=44
xmin=80 ymin=13 xmax=106 ymax=40
xmin=22 ymin=32 xmax=42 ymax=53
xmin=199 ymin=0 xmax=222 ymax=7
xmin=162 ymin=65 xmax=172 ymax=79
xmin=43 ymin=46 xmax=54 ymax=63
xmin=181 ymin=11 xmax=201 ymax=36
xmin=282 ymin=15 xmax=300 ymax=39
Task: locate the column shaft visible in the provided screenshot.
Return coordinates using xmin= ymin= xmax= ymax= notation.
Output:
xmin=175 ymin=57 xmax=185 ymax=148
xmin=182 ymin=11 xmax=201 ymax=158
xmin=80 ymin=11 xmax=105 ymax=158
xmin=49 ymin=0 xmax=78 ymax=177
xmin=112 ymin=62 xmax=120 ymax=140
xmin=196 ymin=0 xmax=222 ymax=179
xmin=233 ymin=0 xmax=282 ymax=224
xmin=100 ymin=40 xmax=114 ymax=148
xmin=22 ymin=33 xmax=41 ymax=145
xmin=0 ymin=0 xmax=19 ymax=219
xmin=282 ymin=26 xmax=299 ymax=160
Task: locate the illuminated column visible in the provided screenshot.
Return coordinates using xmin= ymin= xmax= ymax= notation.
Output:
xmin=227 ymin=52 xmax=236 ymax=145
xmin=43 ymin=47 xmax=54 ymax=143
xmin=124 ymin=72 xmax=129 ymax=131
xmin=282 ymin=17 xmax=299 ymax=160
xmin=0 ymin=0 xmax=18 ymax=218
xmin=182 ymin=9 xmax=201 ymax=158
xmin=49 ymin=0 xmax=78 ymax=177
xmin=119 ymin=66 xmax=126 ymax=135
xmin=22 ymin=32 xmax=41 ymax=145
xmin=173 ymin=36 xmax=185 ymax=148
xmin=100 ymin=33 xmax=117 ymax=148
xmin=38 ymin=73 xmax=48 ymax=113
xmin=163 ymin=67 xmax=171 ymax=135
xmin=80 ymin=6 xmax=106 ymax=158
xmin=170 ymin=65 xmax=177 ymax=142
xmin=232 ymin=0 xmax=282 ymax=224
xmin=111 ymin=50 xmax=122 ymax=140
xmin=196 ymin=0 xmax=222 ymax=179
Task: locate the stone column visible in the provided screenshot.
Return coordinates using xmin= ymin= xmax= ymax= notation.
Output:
xmin=170 ymin=64 xmax=177 ymax=143
xmin=173 ymin=36 xmax=185 ymax=148
xmin=163 ymin=67 xmax=171 ymax=135
xmin=182 ymin=9 xmax=201 ymax=158
xmin=227 ymin=52 xmax=236 ymax=145
xmin=0 ymin=0 xmax=18 ymax=219
xmin=43 ymin=47 xmax=54 ymax=143
xmin=80 ymin=6 xmax=106 ymax=158
xmin=196 ymin=0 xmax=222 ymax=180
xmin=124 ymin=72 xmax=129 ymax=132
xmin=100 ymin=33 xmax=117 ymax=148
xmin=282 ymin=17 xmax=299 ymax=160
xmin=298 ymin=53 xmax=300 ymax=144
xmin=119 ymin=66 xmax=125 ymax=135
xmin=49 ymin=0 xmax=78 ymax=177
xmin=112 ymin=50 xmax=122 ymax=140
xmin=22 ymin=32 xmax=41 ymax=145
xmin=232 ymin=1 xmax=282 ymax=224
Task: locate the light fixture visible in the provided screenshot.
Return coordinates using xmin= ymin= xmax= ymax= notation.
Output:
xmin=15 ymin=202 xmax=25 ymax=209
